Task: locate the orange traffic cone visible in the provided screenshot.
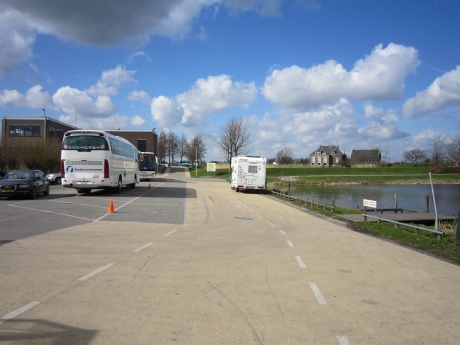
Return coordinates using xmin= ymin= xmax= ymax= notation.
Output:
xmin=148 ymin=183 xmax=151 ymax=190
xmin=107 ymin=199 xmax=115 ymax=213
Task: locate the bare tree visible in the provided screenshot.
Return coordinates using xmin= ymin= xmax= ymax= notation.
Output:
xmin=428 ymin=134 xmax=447 ymax=172
xmin=185 ymin=134 xmax=207 ymax=164
xmin=403 ymin=148 xmax=428 ymax=164
xmin=157 ymin=129 xmax=167 ymax=163
xmin=167 ymin=131 xmax=179 ymax=163
xmin=446 ymin=136 xmax=460 ymax=171
xmin=217 ymin=117 xmax=252 ymax=163
xmin=276 ymin=147 xmax=295 ymax=165
xmin=179 ymin=133 xmax=187 ymax=163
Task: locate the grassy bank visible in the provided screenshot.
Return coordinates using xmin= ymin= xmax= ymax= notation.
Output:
xmin=189 ymin=164 xmax=460 ymax=185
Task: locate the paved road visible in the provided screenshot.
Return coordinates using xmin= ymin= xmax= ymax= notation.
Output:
xmin=1 ymin=167 xmax=459 ymax=344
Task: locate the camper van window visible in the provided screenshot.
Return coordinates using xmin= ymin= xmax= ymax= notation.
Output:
xmin=248 ymin=165 xmax=257 ymax=174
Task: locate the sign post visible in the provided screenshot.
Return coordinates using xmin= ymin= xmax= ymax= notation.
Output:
xmin=456 ymin=210 xmax=460 ymax=245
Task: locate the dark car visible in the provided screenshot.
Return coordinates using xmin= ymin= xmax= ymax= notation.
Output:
xmin=0 ymin=170 xmax=50 ymax=199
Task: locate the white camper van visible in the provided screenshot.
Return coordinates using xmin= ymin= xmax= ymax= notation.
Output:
xmin=231 ymin=156 xmax=266 ymax=192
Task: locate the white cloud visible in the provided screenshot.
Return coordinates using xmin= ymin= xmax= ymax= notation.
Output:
xmin=255 ymin=99 xmax=408 ymax=158
xmin=131 ymin=115 xmax=146 ymax=126
xmin=0 ymin=85 xmax=53 ymax=108
xmin=402 ymin=66 xmax=460 ymax=118
xmin=128 ymin=90 xmax=151 ymax=104
xmin=53 ymin=86 xmax=116 ymax=118
xmin=176 ymin=74 xmax=257 ymax=125
xmin=150 ymin=74 xmax=257 ymax=127
xmin=151 ymin=96 xmax=184 ymax=127
xmin=0 ymin=9 xmax=35 ymax=75
xmin=261 ymin=43 xmax=420 ymax=111
xmin=86 ymin=65 xmax=137 ymax=97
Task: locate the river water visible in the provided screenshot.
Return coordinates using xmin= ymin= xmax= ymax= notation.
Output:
xmin=288 ymin=184 xmax=460 ymax=216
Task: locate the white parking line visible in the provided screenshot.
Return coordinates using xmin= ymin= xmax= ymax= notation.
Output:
xmin=164 ymin=229 xmax=177 ymax=237
xmin=336 ymin=336 xmax=351 ymax=345
xmin=286 ymin=240 xmax=294 ymax=248
xmin=267 ymin=221 xmax=275 ymax=227
xmin=279 ymin=230 xmax=286 ymax=235
xmin=8 ymin=205 xmax=92 ymax=221
xmin=309 ymin=282 xmax=327 ymax=305
xmin=78 ymin=263 xmax=114 ymax=281
xmin=257 ymin=215 xmax=263 ymax=218
xmin=134 ymin=242 xmax=153 ymax=252
xmin=96 ymin=182 xmax=165 ymax=221
xmin=295 ymin=256 xmax=306 ymax=268
xmin=0 ymin=301 xmax=40 ymax=325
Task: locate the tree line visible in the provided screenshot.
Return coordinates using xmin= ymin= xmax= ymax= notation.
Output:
xmin=404 ymin=135 xmax=460 ymax=172
xmin=156 ymin=130 xmax=207 ymax=165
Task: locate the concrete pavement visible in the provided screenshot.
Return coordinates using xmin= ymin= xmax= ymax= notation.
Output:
xmin=1 ymin=167 xmax=459 ymax=344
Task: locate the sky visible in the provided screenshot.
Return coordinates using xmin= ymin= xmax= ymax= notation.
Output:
xmin=0 ymin=0 xmax=459 ymax=162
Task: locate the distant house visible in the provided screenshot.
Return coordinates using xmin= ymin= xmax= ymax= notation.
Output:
xmin=309 ymin=145 xmax=347 ymax=167
xmin=350 ymin=149 xmax=381 ymax=167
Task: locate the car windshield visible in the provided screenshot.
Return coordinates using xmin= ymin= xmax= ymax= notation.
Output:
xmin=4 ymin=171 xmax=33 ymax=180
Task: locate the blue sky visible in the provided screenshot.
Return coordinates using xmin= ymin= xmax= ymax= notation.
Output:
xmin=1 ymin=0 xmax=459 ymax=162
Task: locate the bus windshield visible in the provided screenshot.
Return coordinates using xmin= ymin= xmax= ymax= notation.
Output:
xmin=140 ymin=154 xmax=156 ymax=171
xmin=62 ymin=136 xmax=109 ymax=151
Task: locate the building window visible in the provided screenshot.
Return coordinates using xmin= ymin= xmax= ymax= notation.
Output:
xmin=311 ymin=157 xmax=316 ymax=164
xmin=48 ymin=125 xmax=64 ymax=138
xmin=137 ymin=139 xmax=146 ymax=152
xmin=9 ymin=125 xmax=41 ymax=137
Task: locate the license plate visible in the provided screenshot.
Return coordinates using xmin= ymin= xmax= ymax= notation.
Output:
xmin=2 ymin=189 xmax=14 ymax=193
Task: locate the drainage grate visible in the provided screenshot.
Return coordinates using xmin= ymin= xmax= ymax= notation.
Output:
xmin=233 ymin=216 xmax=253 ymax=221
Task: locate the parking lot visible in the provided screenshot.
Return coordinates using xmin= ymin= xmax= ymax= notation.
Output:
xmin=0 ymin=177 xmax=190 ymax=242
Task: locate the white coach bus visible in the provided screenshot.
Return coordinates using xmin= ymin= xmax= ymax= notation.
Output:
xmin=61 ymin=130 xmax=140 ymax=194
xmin=139 ymin=152 xmax=158 ymax=181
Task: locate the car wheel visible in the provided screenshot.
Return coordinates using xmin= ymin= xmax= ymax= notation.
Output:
xmin=30 ymin=187 xmax=37 ymax=199
xmin=43 ymin=184 xmax=50 ymax=196
xmin=55 ymin=177 xmax=61 ymax=185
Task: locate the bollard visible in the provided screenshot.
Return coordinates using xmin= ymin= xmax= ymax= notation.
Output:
xmin=456 ymin=210 xmax=460 ymax=245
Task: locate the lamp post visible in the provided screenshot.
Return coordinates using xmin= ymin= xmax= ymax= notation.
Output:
xmin=195 ymin=146 xmax=198 ymax=177
xmin=42 ymin=108 xmax=45 ymax=117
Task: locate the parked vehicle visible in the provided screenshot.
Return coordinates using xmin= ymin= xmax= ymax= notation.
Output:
xmin=230 ymin=156 xmax=266 ymax=192
xmin=46 ymin=172 xmax=62 ymax=185
xmin=139 ymin=152 xmax=158 ymax=181
xmin=61 ymin=130 xmax=140 ymax=194
xmin=0 ymin=170 xmax=50 ymax=199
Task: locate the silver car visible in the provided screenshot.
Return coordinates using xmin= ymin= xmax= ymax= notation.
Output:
xmin=46 ymin=172 xmax=62 ymax=185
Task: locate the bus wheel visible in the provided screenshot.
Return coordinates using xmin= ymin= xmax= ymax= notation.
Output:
xmin=235 ymin=187 xmax=239 ymax=192
xmin=114 ymin=178 xmax=122 ymax=193
xmin=129 ymin=176 xmax=136 ymax=188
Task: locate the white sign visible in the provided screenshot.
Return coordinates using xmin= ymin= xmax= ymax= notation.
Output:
xmin=207 ymin=163 xmax=216 ymax=172
xmin=363 ymin=199 xmax=377 ymax=208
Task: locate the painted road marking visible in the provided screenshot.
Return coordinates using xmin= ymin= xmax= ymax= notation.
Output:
xmin=134 ymin=242 xmax=153 ymax=252
xmin=0 ymin=301 xmax=40 ymax=325
xmin=295 ymin=256 xmax=306 ymax=268
xmin=336 ymin=336 xmax=351 ymax=345
xmin=164 ymin=230 xmax=177 ymax=237
xmin=286 ymin=240 xmax=294 ymax=248
xmin=279 ymin=230 xmax=286 ymax=235
xmin=96 ymin=182 xmax=165 ymax=221
xmin=257 ymin=215 xmax=263 ymax=218
xmin=9 ymin=205 xmax=92 ymax=221
xmin=267 ymin=221 xmax=275 ymax=227
xmin=310 ymin=282 xmax=327 ymax=305
xmin=78 ymin=263 xmax=114 ymax=281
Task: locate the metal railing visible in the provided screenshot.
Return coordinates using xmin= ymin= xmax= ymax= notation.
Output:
xmin=362 ymin=214 xmax=444 ymax=240
xmin=271 ymin=191 xmax=336 ymax=212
